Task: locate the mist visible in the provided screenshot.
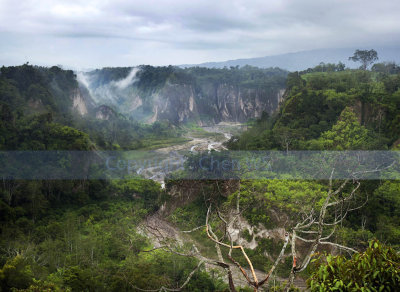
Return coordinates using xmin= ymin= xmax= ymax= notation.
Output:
xmin=112 ymin=68 xmax=140 ymax=90
xmin=77 ymin=67 xmax=140 ymax=106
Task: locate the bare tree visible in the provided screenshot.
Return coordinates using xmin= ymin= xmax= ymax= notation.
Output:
xmin=139 ymin=157 xmax=395 ymax=291
xmin=205 ymin=204 xmax=290 ymax=291
xmin=137 ymin=213 xmax=238 ymax=291
xmin=200 ymin=172 xmax=365 ymax=291
xmin=283 ymin=170 xmax=364 ymax=291
xmin=138 ymin=173 xmax=364 ymax=292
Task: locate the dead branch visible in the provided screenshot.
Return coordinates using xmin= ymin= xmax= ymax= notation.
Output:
xmin=181 ymin=225 xmax=205 ymax=233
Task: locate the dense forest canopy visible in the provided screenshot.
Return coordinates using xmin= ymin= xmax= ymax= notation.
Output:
xmin=228 ymin=65 xmax=400 ymax=151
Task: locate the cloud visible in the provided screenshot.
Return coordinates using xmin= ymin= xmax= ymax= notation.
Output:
xmin=112 ymin=67 xmax=140 ymax=90
xmin=0 ymin=0 xmax=399 ymax=67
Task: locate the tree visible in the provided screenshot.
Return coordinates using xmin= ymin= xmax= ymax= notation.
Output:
xmin=143 ymin=173 xmax=368 ymax=292
xmin=273 ymin=126 xmax=300 ymax=153
xmin=369 ymin=181 xmax=400 ymax=244
xmin=0 ymin=255 xmax=34 ymax=290
xmin=308 ymin=240 xmax=400 ymax=291
xmin=349 ymin=49 xmax=378 ymax=70
xmin=307 ymin=107 xmax=378 ymax=150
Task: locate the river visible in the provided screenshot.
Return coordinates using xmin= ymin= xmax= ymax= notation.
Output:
xmin=137 ymin=122 xmax=245 ymax=186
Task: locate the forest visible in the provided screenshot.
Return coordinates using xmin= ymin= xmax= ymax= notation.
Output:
xmin=0 ymin=60 xmax=400 ymax=291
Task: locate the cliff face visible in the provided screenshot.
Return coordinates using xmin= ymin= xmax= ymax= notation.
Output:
xmin=72 ymin=88 xmax=88 ymax=115
xmin=80 ymin=66 xmax=288 ymax=125
xmin=95 ymin=105 xmax=117 ymax=120
xmin=149 ymin=83 xmax=199 ymax=123
xmin=149 ymin=83 xmax=285 ymax=124
xmin=205 ymin=84 xmax=285 ymax=123
xmin=0 ymin=65 xmax=287 ymax=125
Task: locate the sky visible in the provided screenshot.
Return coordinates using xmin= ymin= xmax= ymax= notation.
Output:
xmin=0 ymin=0 xmax=399 ymax=69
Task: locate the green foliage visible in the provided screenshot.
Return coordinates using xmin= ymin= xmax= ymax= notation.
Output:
xmin=307 ymin=107 xmax=380 ymax=150
xmin=372 ymin=62 xmax=400 ymax=75
xmin=85 ymin=67 xmax=132 ymax=88
xmin=0 ymin=255 xmax=34 ymax=291
xmin=0 ymin=192 xmax=224 ymax=291
xmin=0 ymin=109 xmax=91 ymax=150
xmin=184 ymin=270 xmax=227 ymax=291
xmin=12 ymin=278 xmax=67 ymax=292
xmin=0 ymin=64 xmax=77 ymax=114
xmin=300 ymin=62 xmax=346 ymax=74
xmin=230 ymin=68 xmax=400 ymax=150
xmin=335 ymin=227 xmax=375 ymax=251
xmin=242 ymin=229 xmax=253 ymax=242
xmin=110 ymin=179 xmax=161 ymax=210
xmin=368 ymin=181 xmax=400 ymax=246
xmin=0 ymin=173 xmax=168 ymax=291
xmin=228 ymin=180 xmax=326 ymax=226
xmin=169 ymin=200 xmax=207 ymax=230
xmin=184 ymin=65 xmax=287 ymax=89
xmin=308 ymin=240 xmax=400 ymax=291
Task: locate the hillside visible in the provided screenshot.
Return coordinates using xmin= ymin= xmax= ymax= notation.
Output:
xmin=228 ymin=64 xmax=400 ymax=150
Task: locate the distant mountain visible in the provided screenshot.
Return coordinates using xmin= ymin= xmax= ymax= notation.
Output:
xmin=181 ymin=47 xmax=400 ymax=71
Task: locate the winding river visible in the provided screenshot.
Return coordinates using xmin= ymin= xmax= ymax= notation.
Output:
xmin=138 ymin=122 xmax=244 ymax=186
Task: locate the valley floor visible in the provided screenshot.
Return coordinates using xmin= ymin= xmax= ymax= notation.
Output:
xmin=137 ymin=122 xmax=243 ymax=184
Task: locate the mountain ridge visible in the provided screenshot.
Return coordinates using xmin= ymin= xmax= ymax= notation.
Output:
xmin=180 ymin=47 xmax=400 ymax=71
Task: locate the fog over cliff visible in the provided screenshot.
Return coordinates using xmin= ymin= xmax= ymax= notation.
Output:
xmin=76 ymin=66 xmax=288 ymax=125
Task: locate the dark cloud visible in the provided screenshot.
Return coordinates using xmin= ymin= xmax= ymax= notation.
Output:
xmin=0 ymin=0 xmax=399 ymax=68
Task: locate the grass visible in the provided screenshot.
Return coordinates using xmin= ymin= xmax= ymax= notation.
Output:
xmin=182 ymin=122 xmax=229 ymax=141
xmin=140 ymin=137 xmax=192 ymax=150
xmin=189 ymin=131 xmax=225 ymax=140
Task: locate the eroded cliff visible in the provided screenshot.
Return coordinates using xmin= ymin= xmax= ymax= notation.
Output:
xmin=79 ymin=65 xmax=288 ymax=125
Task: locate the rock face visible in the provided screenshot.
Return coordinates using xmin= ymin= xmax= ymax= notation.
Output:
xmin=150 ymin=83 xmax=285 ymax=124
xmin=149 ymin=83 xmax=198 ymax=123
xmin=72 ymin=89 xmax=88 ymax=115
xmin=95 ymin=105 xmax=116 ymax=120
xmin=79 ymin=66 xmax=287 ymax=124
xmin=70 ymin=84 xmax=96 ymax=116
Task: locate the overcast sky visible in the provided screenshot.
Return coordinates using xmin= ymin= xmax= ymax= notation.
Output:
xmin=0 ymin=0 xmax=399 ymax=69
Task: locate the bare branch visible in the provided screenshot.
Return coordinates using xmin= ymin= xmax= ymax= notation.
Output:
xmin=205 ymin=205 xmax=256 ymax=284
xmin=259 ymin=232 xmax=290 ymax=286
xmin=181 ymin=225 xmax=205 ymax=233
xmin=320 ymin=226 xmax=336 ymax=241
xmin=296 ymin=230 xmax=318 ymax=234
xmin=296 ymin=235 xmax=317 ymax=243
xmin=319 ymin=241 xmax=358 ymax=253
xmin=327 ymin=180 xmax=361 ymax=207
xmin=351 ymin=160 xmax=395 ymax=179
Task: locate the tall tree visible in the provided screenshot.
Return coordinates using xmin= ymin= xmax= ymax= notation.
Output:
xmin=349 ymin=49 xmax=378 ymax=70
